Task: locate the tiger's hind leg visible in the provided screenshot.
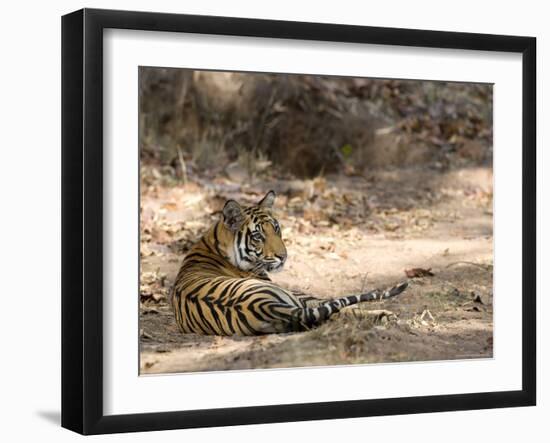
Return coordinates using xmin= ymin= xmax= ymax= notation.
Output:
xmin=339 ymin=308 xmax=398 ymax=324
xmin=292 ymin=292 xmax=326 ymax=308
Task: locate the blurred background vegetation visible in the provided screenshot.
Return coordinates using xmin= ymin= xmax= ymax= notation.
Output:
xmin=139 ymin=67 xmax=492 ymax=183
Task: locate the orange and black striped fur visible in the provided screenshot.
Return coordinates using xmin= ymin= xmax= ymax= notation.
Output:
xmin=171 ymin=191 xmax=408 ymax=336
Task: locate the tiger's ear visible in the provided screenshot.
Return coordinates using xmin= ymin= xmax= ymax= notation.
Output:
xmin=222 ymin=200 xmax=244 ymax=231
xmin=258 ymin=190 xmax=276 ymax=208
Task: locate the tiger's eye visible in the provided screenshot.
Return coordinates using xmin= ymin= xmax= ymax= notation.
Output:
xmin=251 ymin=232 xmax=263 ymax=242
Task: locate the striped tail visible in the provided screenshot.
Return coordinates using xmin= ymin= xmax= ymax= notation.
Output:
xmin=299 ymin=281 xmax=408 ymax=329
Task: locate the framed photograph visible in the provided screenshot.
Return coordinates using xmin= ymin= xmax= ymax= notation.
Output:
xmin=61 ymin=8 xmax=536 ymax=435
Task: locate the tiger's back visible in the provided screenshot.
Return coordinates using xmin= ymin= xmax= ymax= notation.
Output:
xmin=172 ymin=244 xmax=304 ymax=335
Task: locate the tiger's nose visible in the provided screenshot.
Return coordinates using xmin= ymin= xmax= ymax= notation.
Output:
xmin=275 ymin=253 xmax=287 ymax=264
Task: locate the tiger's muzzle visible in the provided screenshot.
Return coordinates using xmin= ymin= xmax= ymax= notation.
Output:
xmin=265 ymin=253 xmax=287 ymax=272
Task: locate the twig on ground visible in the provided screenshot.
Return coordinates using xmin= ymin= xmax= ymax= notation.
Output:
xmin=420 ymin=309 xmax=435 ymax=322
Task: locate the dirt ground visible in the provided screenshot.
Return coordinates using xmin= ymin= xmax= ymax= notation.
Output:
xmin=139 ymin=165 xmax=493 ymax=374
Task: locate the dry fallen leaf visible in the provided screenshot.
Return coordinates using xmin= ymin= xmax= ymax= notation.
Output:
xmin=472 ymin=293 xmax=484 ymax=304
xmin=140 ymin=291 xmax=165 ymax=304
xmin=465 ymin=306 xmax=481 ymax=312
xmin=140 ymin=329 xmax=153 ymax=340
xmin=405 ymin=267 xmax=435 ymax=278
xmin=160 ymin=202 xmax=178 ymax=211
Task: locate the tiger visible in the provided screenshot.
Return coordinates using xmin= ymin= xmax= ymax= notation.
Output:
xmin=170 ymin=190 xmax=408 ymax=336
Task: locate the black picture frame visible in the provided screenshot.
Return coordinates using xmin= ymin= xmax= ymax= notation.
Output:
xmin=61 ymin=8 xmax=536 ymax=435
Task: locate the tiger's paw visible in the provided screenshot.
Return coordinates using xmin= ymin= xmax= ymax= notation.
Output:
xmin=341 ymin=308 xmax=397 ymax=324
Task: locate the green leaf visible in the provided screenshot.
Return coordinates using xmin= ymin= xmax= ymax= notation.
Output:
xmin=341 ymin=144 xmax=353 ymax=158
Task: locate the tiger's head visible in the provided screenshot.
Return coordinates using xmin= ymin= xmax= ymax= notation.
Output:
xmin=219 ymin=190 xmax=287 ymax=273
